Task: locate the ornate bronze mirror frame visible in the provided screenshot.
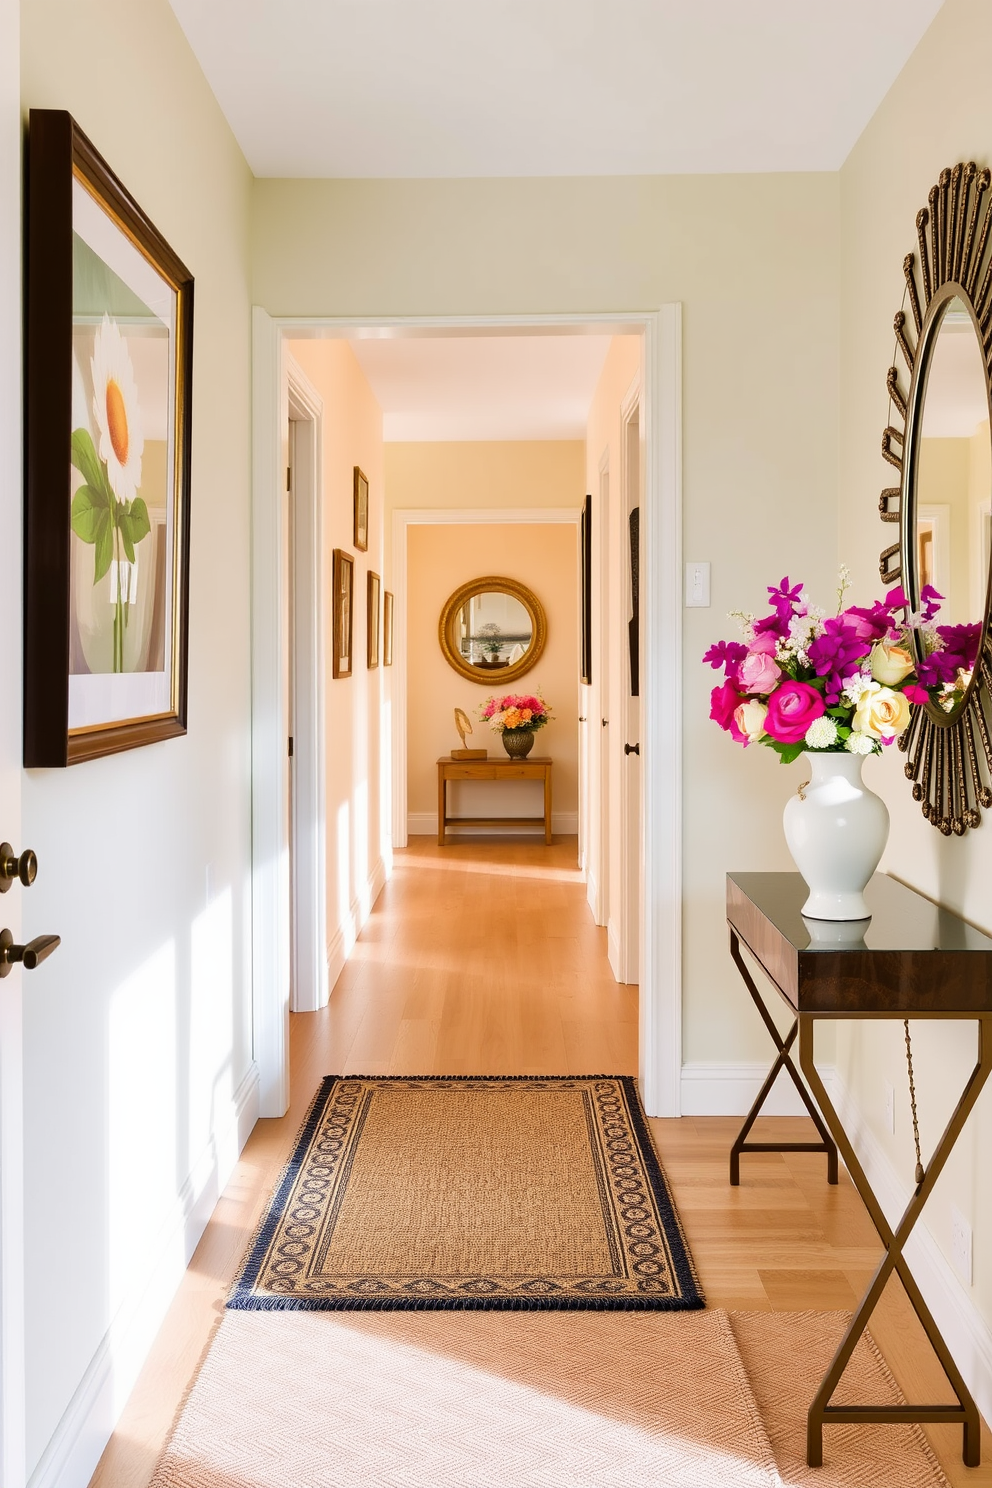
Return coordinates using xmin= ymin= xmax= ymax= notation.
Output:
xmin=438 ymin=576 xmax=547 ymax=685
xmin=880 ymin=162 xmax=992 ymax=834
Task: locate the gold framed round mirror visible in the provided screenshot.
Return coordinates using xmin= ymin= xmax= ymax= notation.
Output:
xmin=438 ymin=576 xmax=547 ymax=685
xmin=878 ymin=162 xmax=992 ymax=833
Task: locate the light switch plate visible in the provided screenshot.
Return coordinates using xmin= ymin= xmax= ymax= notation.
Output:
xmin=685 ymin=561 xmax=711 ymax=608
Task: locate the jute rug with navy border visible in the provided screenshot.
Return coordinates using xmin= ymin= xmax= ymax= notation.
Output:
xmin=228 ymin=1075 xmax=704 ymax=1312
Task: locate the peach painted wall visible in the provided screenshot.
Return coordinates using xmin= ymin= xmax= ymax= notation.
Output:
xmin=287 ymin=339 xmax=386 ymax=963
xmin=405 ymin=521 xmax=579 ymax=833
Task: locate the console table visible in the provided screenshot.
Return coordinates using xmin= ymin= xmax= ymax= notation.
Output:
xmin=436 ymin=756 xmax=553 ymax=846
xmin=727 ymin=871 xmax=992 ymax=1468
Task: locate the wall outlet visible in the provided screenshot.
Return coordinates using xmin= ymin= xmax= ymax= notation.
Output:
xmin=884 ymin=1080 xmax=895 ymax=1134
xmin=951 ymin=1205 xmax=973 ymax=1286
xmin=685 ymin=561 xmax=711 ymax=608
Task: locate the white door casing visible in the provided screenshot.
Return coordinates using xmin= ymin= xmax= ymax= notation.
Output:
xmin=0 ymin=0 xmax=25 ymax=1476
xmin=251 ymin=309 xmax=682 ymax=1117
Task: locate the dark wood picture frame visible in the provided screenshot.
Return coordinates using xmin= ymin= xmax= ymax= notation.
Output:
xmin=353 ymin=466 xmax=369 ymax=552
xmin=332 ymin=549 xmax=354 ymax=678
xmin=383 ymin=590 xmax=394 ymax=667
xmin=580 ymin=493 xmax=592 ymax=685
xmin=367 ymin=571 xmax=380 ymax=669
xmin=24 ymin=110 xmax=194 ymax=766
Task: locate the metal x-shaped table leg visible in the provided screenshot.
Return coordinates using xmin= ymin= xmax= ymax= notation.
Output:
xmin=729 ymin=931 xmax=838 ymax=1186
xmin=800 ymin=1014 xmax=992 ymax=1469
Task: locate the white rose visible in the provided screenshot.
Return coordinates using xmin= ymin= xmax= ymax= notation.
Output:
xmin=852 ymin=682 xmax=911 ymax=740
xmin=733 ymin=699 xmax=768 ymax=743
xmin=869 ymin=642 xmax=915 ymax=686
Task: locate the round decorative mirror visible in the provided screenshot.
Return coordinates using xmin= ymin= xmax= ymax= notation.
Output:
xmin=879 ymin=162 xmax=992 ymax=833
xmin=438 ymin=576 xmax=547 ymax=684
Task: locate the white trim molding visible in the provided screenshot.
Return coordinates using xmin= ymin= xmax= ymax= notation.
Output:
xmin=326 ymin=857 xmax=389 ymax=995
xmin=407 ymin=812 xmax=579 ymax=837
xmin=254 ymin=309 xmax=683 ymax=1124
xmin=680 ymin=1061 xmax=829 ymax=1117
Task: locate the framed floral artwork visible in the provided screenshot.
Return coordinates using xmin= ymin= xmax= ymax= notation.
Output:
xmin=353 ymin=466 xmax=369 ymax=552
xmin=332 ymin=549 xmax=354 ymax=678
xmin=24 ymin=111 xmax=194 ymax=766
xmin=367 ymin=571 xmax=380 ymax=669
xmin=383 ymin=591 xmax=394 ymax=667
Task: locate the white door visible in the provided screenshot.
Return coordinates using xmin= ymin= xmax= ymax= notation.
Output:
xmin=0 ymin=3 xmax=26 ymax=1479
xmin=619 ymin=393 xmax=643 ymax=984
xmin=594 ymin=458 xmax=610 ymax=927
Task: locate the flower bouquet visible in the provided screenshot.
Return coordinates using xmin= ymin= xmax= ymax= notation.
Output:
xmin=480 ymin=691 xmax=553 ymax=759
xmin=704 ymin=571 xmax=980 ymax=763
xmin=705 ymin=571 xmax=982 ymax=919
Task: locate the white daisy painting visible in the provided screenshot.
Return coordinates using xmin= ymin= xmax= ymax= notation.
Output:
xmin=26 ymin=111 xmax=192 ymax=764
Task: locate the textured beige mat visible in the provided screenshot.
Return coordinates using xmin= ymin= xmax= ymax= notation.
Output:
xmin=152 ymin=1310 xmax=775 ymax=1488
xmin=150 ymin=1310 xmax=950 ymax=1488
xmin=229 ymin=1075 xmax=702 ymax=1310
xmin=730 ymin=1310 xmax=950 ymax=1488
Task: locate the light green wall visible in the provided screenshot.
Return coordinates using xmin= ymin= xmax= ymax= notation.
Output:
xmin=20 ymin=0 xmax=253 ymax=1475
xmin=839 ymin=0 xmax=992 ymax=1334
xmin=254 ymin=171 xmax=842 ymax=1067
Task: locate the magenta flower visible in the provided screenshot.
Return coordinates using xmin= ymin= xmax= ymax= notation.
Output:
xmin=763 ymin=681 xmax=826 ymax=743
xmin=702 ymin=639 xmax=747 ymax=675
xmin=808 ymin=617 xmax=867 ymax=703
xmin=710 ymin=680 xmax=745 ymax=734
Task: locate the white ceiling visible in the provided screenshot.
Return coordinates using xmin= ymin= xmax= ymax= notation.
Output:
xmin=346 ymin=333 xmax=614 ymax=440
xmin=168 ymin=0 xmax=944 ymax=179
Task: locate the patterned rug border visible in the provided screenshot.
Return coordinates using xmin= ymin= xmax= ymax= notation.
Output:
xmin=227 ymin=1074 xmax=705 ymax=1313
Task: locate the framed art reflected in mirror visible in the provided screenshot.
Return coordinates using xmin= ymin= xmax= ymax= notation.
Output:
xmin=367 ymin=570 xmax=380 ymax=669
xmin=383 ymin=590 xmax=394 ymax=667
xmin=878 ymin=162 xmax=992 ymax=833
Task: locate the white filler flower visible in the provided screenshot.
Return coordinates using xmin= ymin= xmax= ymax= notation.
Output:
xmin=845 ymin=731 xmax=876 ymax=755
xmin=804 ymin=716 xmax=838 ymax=749
xmin=91 ymin=314 xmax=144 ymax=502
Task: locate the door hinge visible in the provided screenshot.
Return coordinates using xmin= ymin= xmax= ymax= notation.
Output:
xmin=286 ymin=465 xmax=291 ymax=492
xmin=288 ymin=735 xmax=294 ymax=757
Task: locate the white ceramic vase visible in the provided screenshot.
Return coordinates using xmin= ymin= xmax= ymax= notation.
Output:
xmin=782 ymin=752 xmax=889 ymax=921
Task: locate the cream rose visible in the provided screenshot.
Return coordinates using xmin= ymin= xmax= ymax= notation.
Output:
xmin=733 ymin=699 xmax=768 ymax=743
xmin=852 ymin=682 xmax=911 ymax=740
xmin=869 ymin=642 xmax=914 ymax=686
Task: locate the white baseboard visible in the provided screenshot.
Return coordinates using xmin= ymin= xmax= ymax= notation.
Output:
xmin=327 ymin=856 xmax=388 ymax=995
xmin=28 ymin=1062 xmax=260 ymax=1488
xmin=407 ymin=812 xmax=578 ymax=836
xmin=679 ymin=1060 xmax=835 ymax=1117
xmin=829 ymin=1067 xmax=992 ymax=1431
xmin=586 ymin=868 xmax=603 ymax=925
xmin=607 ymin=920 xmax=621 ymax=981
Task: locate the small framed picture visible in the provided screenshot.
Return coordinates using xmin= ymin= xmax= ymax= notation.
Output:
xmin=383 ymin=591 xmax=394 ymax=667
xmin=367 ymin=571 xmax=380 ymax=669
xmin=353 ymin=466 xmax=369 ymax=552
xmin=24 ymin=110 xmax=194 ymax=765
xmin=332 ymin=549 xmax=354 ymax=678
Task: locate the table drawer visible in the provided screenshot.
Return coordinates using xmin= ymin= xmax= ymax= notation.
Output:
xmin=443 ymin=764 xmax=545 ymax=781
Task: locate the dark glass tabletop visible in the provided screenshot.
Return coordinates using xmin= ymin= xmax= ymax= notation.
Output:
xmin=728 ymin=872 xmax=992 ymax=955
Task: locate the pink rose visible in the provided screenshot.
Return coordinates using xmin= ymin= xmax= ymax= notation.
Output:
xmin=710 ymin=680 xmax=745 ymax=733
xmin=763 ymin=681 xmax=826 ymax=743
xmin=748 ymin=630 xmax=778 ymax=656
xmin=737 ymin=650 xmax=781 ymax=695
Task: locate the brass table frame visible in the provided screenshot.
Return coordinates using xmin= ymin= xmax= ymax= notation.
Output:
xmin=729 ymin=931 xmax=838 ymax=1186
xmin=730 ymin=924 xmax=992 ymax=1469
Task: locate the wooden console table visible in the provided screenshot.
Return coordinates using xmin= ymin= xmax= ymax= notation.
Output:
xmin=727 ymin=871 xmax=992 ymax=1469
xmin=436 ymin=756 xmax=552 ymax=846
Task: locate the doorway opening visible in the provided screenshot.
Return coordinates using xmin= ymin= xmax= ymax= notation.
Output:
xmin=252 ymin=310 xmax=683 ymax=1118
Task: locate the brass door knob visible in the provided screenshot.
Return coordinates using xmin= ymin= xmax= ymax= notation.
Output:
xmin=0 ymin=929 xmax=60 ymax=977
xmin=0 ymin=844 xmax=38 ymax=892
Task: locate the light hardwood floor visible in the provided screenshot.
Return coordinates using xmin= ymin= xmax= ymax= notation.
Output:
xmin=88 ymin=838 xmax=989 ymax=1487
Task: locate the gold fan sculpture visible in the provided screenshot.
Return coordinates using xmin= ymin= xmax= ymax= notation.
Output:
xmin=452 ymin=707 xmax=486 ymax=760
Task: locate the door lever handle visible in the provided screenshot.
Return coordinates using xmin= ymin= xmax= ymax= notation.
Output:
xmin=0 ymin=929 xmax=61 ymax=976
xmin=0 ymin=844 xmax=38 ymax=892
xmin=624 ymin=742 xmax=640 ymax=755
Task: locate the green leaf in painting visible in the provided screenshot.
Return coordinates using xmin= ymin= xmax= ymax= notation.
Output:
xmin=93 ymin=512 xmax=113 ymax=585
xmin=70 ymin=428 xmax=108 ymax=499
xmin=118 ymin=511 xmax=136 ymax=565
xmin=70 ymin=487 xmax=106 ymax=544
xmin=128 ymin=497 xmax=151 ymax=545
